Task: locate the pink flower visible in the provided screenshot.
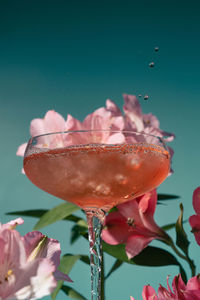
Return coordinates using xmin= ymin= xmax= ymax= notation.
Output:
xmin=0 ymin=218 xmax=72 ymax=300
xmin=17 ymin=94 xmax=174 ymax=158
xmin=64 ymin=99 xmax=125 ymax=145
xmin=122 ymin=94 xmax=175 ymax=143
xmin=16 ymin=110 xmax=67 ymax=157
xmin=133 ymin=275 xmax=200 ymax=299
xmin=102 ymin=190 xmax=169 ymax=258
xmin=17 ymin=101 xmax=125 ymax=158
xmin=189 ymin=187 xmax=200 ymax=245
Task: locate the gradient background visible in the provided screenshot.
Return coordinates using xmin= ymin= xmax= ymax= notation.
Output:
xmin=0 ymin=0 xmax=200 ymax=299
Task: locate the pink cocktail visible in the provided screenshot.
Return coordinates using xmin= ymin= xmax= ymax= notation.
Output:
xmin=23 ymin=130 xmax=170 ymax=300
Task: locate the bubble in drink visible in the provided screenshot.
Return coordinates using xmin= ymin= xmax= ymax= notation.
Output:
xmin=144 ymin=95 xmax=149 ymax=100
xmin=149 ymin=62 xmax=155 ymax=68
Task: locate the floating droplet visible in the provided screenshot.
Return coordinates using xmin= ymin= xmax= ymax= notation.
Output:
xmin=154 ymin=47 xmax=159 ymax=52
xmin=149 ymin=62 xmax=155 ymax=68
xmin=144 ymin=95 xmax=149 ymax=100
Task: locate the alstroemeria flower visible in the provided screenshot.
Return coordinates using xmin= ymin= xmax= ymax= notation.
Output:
xmin=16 ymin=110 xmax=67 ymax=157
xmin=102 ymin=189 xmax=169 ymax=258
xmin=0 ymin=218 xmax=72 ymax=300
xmin=17 ymin=94 xmax=174 ymax=157
xmin=189 ymin=186 xmax=200 ymax=245
xmin=132 ymin=274 xmax=200 ymax=300
xmin=122 ymin=94 xmax=175 ymax=143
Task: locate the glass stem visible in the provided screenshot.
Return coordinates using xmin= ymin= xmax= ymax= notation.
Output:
xmin=86 ymin=209 xmax=106 ymax=300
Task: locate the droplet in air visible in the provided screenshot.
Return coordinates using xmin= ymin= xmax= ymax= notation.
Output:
xmin=154 ymin=47 xmax=159 ymax=52
xmin=144 ymin=95 xmax=149 ymax=100
xmin=149 ymin=62 xmax=155 ymax=68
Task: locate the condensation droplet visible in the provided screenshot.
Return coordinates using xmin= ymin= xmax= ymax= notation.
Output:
xmin=149 ymin=62 xmax=155 ymax=68
xmin=154 ymin=47 xmax=159 ymax=52
xmin=144 ymin=95 xmax=149 ymax=100
xmin=138 ymin=94 xmax=142 ymax=97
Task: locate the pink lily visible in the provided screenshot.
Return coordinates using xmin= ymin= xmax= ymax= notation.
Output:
xmin=189 ymin=186 xmax=200 ymax=245
xmin=0 ymin=218 xmax=72 ymax=300
xmin=102 ymin=189 xmax=169 ymax=258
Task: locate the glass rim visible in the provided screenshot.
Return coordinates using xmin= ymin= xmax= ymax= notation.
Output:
xmin=29 ymin=129 xmax=166 ymax=142
xmin=26 ymin=130 xmax=170 ymax=153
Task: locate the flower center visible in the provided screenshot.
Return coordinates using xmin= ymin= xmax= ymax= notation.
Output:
xmin=0 ymin=269 xmax=13 ymax=284
xmin=127 ymin=218 xmax=135 ymax=227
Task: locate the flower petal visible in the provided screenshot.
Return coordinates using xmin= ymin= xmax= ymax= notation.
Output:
xmin=16 ymin=143 xmax=28 ymax=158
xmin=142 ymin=285 xmax=159 ymax=300
xmin=23 ymin=231 xmax=61 ymax=269
xmin=125 ymin=235 xmax=154 ymax=259
xmin=192 ymin=187 xmax=200 ymax=215
xmin=102 ymin=212 xmax=130 ymax=245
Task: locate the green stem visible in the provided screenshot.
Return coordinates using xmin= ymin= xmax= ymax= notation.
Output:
xmin=101 ymin=251 xmax=105 ymax=300
xmin=168 ymin=238 xmax=196 ymax=277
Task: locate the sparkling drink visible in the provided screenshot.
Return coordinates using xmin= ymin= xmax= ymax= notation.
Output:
xmin=24 ymin=143 xmax=170 ymax=211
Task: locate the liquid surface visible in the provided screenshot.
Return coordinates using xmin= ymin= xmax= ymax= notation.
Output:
xmin=24 ymin=143 xmax=170 ymax=211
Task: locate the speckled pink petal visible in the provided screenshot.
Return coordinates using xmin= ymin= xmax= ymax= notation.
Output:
xmin=23 ymin=231 xmax=61 ymax=269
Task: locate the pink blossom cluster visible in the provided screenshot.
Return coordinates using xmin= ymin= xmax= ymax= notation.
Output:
xmin=0 ymin=218 xmax=71 ymax=300
xmin=17 ymin=94 xmax=174 ymax=157
xmin=130 ymin=187 xmax=200 ymax=299
xmin=131 ymin=274 xmax=200 ymax=300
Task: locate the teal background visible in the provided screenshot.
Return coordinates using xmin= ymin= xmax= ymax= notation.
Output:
xmin=0 ymin=0 xmax=200 ymax=299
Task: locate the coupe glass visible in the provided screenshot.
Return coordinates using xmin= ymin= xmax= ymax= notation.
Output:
xmin=23 ymin=130 xmax=170 ymax=300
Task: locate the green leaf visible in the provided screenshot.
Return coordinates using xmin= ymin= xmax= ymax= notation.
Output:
xmin=103 ymin=242 xmax=183 ymax=267
xmin=79 ymin=255 xmax=90 ymax=265
xmin=157 ymin=193 xmax=180 ymax=202
xmin=71 ymin=223 xmax=88 ymax=244
xmin=179 ymin=265 xmax=188 ymax=283
xmin=6 ymin=209 xmax=48 ymax=218
xmin=105 ymin=259 xmax=123 ymax=279
xmin=34 ymin=202 xmax=80 ymax=230
xmin=7 ymin=208 xmax=83 ymax=225
xmin=162 ymin=222 xmax=177 ymax=231
xmin=61 ymin=285 xmax=87 ymax=300
xmin=175 ymin=203 xmax=190 ymax=255
xmin=51 ymin=254 xmax=81 ymax=300
xmin=162 ymin=220 xmax=187 ymax=232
